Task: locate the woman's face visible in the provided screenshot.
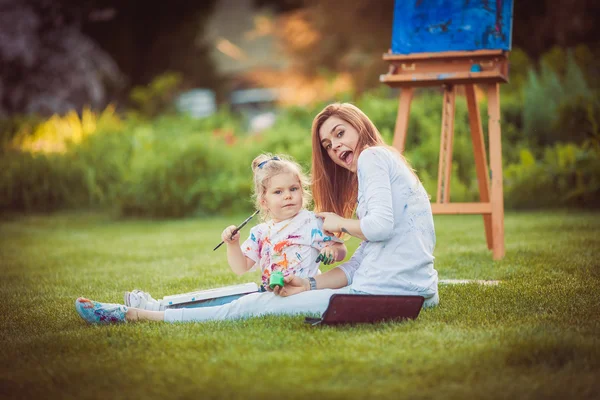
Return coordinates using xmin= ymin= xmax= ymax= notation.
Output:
xmin=318 ymin=116 xmax=360 ymax=172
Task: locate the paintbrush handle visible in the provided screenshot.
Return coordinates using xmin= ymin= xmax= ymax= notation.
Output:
xmin=213 ymin=210 xmax=259 ymax=251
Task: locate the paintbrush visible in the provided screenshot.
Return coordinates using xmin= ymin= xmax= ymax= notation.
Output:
xmin=213 ymin=210 xmax=260 ymax=251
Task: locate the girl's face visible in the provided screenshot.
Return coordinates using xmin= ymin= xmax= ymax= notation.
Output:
xmin=262 ymin=172 xmax=303 ymax=222
xmin=318 ymin=116 xmax=360 ymax=172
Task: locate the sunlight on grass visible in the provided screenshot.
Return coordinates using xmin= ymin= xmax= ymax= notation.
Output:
xmin=0 ymin=211 xmax=599 ymax=399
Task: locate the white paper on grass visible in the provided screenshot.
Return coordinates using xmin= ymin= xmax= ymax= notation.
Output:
xmin=160 ymin=282 xmax=260 ymax=306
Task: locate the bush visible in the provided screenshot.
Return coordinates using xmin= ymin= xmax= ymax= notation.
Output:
xmin=505 ymin=140 xmax=600 ymax=209
xmin=0 ymin=150 xmax=88 ymax=212
xmin=118 ymin=133 xmax=256 ymax=218
xmin=129 ymin=72 xmax=183 ymax=118
xmin=522 ymin=48 xmax=596 ymax=148
xmin=0 ymin=106 xmax=124 ymax=212
xmin=3 ymin=45 xmax=599 ymax=216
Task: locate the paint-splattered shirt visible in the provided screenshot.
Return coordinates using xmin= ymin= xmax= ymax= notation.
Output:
xmin=241 ymin=209 xmax=343 ymax=287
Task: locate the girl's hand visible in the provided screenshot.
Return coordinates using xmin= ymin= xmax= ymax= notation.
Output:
xmin=317 ymin=246 xmax=338 ymax=265
xmin=273 ymin=275 xmax=309 ymax=297
xmin=221 ymin=225 xmax=240 ymax=244
xmin=315 ymin=212 xmax=345 ymax=234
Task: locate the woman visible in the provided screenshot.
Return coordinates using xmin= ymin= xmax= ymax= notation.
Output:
xmin=275 ymin=103 xmax=438 ymax=302
xmin=75 ymin=103 xmax=438 ymax=324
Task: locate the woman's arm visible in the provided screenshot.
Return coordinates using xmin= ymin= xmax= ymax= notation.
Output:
xmin=276 ymin=267 xmax=348 ymax=297
xmin=313 ymin=267 xmax=348 ymax=289
xmin=356 ymin=148 xmax=395 ymax=241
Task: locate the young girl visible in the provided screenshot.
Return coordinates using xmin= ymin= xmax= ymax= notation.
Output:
xmin=79 ymin=153 xmax=346 ymax=321
xmin=221 ymin=153 xmax=346 ymax=289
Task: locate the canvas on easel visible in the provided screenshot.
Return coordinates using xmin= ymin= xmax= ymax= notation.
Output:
xmin=380 ymin=0 xmax=514 ymax=260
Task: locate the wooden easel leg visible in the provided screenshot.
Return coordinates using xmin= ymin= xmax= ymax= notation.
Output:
xmin=487 ymin=83 xmax=505 ymax=259
xmin=465 ymin=85 xmax=493 ymax=250
xmin=436 ymin=85 xmax=456 ymax=203
xmin=392 ymin=88 xmax=414 ymax=153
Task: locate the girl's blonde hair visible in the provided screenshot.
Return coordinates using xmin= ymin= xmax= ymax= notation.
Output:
xmin=311 ymin=102 xmax=416 ymax=219
xmin=251 ymin=153 xmax=311 ymax=221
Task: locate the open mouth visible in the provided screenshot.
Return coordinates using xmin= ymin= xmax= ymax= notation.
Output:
xmin=339 ymin=150 xmax=354 ymax=166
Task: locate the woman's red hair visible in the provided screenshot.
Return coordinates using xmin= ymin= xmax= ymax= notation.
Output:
xmin=311 ymin=103 xmax=387 ymax=219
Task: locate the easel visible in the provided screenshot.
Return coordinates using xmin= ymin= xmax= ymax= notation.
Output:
xmin=380 ymin=49 xmax=508 ymax=259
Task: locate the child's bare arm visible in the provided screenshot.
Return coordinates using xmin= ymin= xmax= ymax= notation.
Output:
xmin=222 ymin=225 xmax=255 ymax=275
xmin=332 ymin=242 xmax=347 ymax=261
xmin=226 ymin=246 xmax=255 ymax=275
xmin=318 ymin=242 xmax=347 ymax=265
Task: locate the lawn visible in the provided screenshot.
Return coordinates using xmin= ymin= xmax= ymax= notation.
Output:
xmin=1 ymin=211 xmax=599 ymax=399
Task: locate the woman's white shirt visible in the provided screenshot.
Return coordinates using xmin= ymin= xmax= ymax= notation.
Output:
xmin=337 ymin=146 xmax=438 ymax=298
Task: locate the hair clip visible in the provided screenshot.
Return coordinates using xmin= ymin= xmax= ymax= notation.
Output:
xmin=258 ymin=156 xmax=281 ymax=169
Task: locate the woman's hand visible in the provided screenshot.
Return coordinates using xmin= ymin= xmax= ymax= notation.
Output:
xmin=317 ymin=246 xmax=338 ymax=265
xmin=221 ymin=225 xmax=240 ymax=244
xmin=315 ymin=212 xmax=345 ymax=234
xmin=273 ymin=275 xmax=309 ymax=297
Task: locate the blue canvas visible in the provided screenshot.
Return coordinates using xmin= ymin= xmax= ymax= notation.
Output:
xmin=391 ymin=0 xmax=513 ymax=54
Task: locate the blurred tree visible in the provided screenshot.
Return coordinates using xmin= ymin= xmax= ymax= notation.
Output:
xmin=81 ymin=0 xmax=222 ymax=96
xmin=512 ymin=0 xmax=599 ymax=59
xmin=253 ymin=0 xmax=599 ymax=94
xmin=253 ymin=0 xmax=304 ymax=13
xmin=0 ymin=0 xmax=222 ymax=116
xmin=0 ymin=0 xmax=124 ymax=116
xmin=2 ymin=0 xmax=598 ymax=115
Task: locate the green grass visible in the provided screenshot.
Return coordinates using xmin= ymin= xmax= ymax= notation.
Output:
xmin=1 ymin=211 xmax=599 ymax=399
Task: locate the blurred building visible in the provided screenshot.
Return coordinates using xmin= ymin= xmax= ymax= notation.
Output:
xmin=202 ymin=0 xmax=287 ymax=130
xmin=206 ymin=0 xmax=288 ymax=77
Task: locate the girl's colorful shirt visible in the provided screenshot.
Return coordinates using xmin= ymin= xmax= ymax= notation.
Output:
xmin=241 ymin=209 xmax=343 ymax=286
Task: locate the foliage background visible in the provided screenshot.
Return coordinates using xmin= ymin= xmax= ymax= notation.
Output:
xmin=1 ymin=0 xmax=599 ymax=217
xmin=1 ymin=51 xmax=599 ymax=217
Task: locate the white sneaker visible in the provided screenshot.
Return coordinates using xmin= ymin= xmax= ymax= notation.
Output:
xmin=124 ymin=289 xmax=161 ymax=311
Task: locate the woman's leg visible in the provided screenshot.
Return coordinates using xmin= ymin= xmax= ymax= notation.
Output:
xmin=163 ymin=287 xmax=351 ymax=323
xmin=422 ymin=291 xmax=439 ymax=308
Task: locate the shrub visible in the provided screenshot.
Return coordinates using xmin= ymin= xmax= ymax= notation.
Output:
xmin=522 ymin=48 xmax=596 ymax=148
xmin=505 ymin=140 xmax=600 ymax=209
xmin=129 ymin=72 xmax=183 ymax=118
xmin=3 ymin=46 xmax=599 ymax=217
xmin=118 ymin=133 xmax=256 ymax=218
xmin=0 ymin=150 xmax=88 ymax=212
